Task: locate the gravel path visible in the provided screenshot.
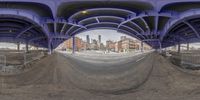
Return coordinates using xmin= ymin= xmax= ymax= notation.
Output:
xmin=0 ymin=53 xmax=199 ymax=100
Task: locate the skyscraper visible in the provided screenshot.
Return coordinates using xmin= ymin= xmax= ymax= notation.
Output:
xmin=98 ymin=35 xmax=101 ymax=43
xmin=86 ymin=35 xmax=90 ymax=44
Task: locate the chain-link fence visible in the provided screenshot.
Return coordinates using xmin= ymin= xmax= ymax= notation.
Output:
xmin=170 ymin=51 xmax=200 ymax=70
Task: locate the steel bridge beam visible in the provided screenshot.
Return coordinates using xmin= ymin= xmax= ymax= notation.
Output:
xmin=183 ymin=21 xmax=200 ymax=38
xmin=16 ymin=25 xmax=34 ymax=38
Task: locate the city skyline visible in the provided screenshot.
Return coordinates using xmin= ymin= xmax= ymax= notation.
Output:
xmin=77 ymin=29 xmax=136 ymax=45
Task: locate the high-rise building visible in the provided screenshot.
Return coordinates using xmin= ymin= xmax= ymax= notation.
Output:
xmin=86 ymin=35 xmax=90 ymax=44
xmin=98 ymin=35 xmax=101 ymax=50
xmin=86 ymin=35 xmax=90 ymax=50
xmin=98 ymin=35 xmax=101 ymax=43
xmin=90 ymin=39 xmax=98 ymax=50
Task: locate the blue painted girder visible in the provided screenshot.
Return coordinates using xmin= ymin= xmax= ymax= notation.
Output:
xmin=0 ymin=1 xmax=199 ymax=49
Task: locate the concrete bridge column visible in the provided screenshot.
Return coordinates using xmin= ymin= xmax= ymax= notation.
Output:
xmin=159 ymin=41 xmax=162 ymax=53
xmin=17 ymin=42 xmax=20 ymax=51
xmin=48 ymin=38 xmax=52 ymax=55
xmin=141 ymin=42 xmax=144 ymax=52
xmin=187 ymin=42 xmax=190 ymax=51
xmin=25 ymin=42 xmax=28 ymax=53
xmin=178 ymin=43 xmax=181 ymax=53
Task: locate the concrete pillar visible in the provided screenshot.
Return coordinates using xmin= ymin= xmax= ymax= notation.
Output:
xmin=48 ymin=38 xmax=52 ymax=54
xmin=17 ymin=42 xmax=20 ymax=51
xmin=72 ymin=36 xmax=76 ymax=54
xmin=141 ymin=41 xmax=144 ymax=52
xmin=178 ymin=43 xmax=181 ymax=53
xmin=187 ymin=42 xmax=189 ymax=51
xmin=25 ymin=42 xmax=28 ymax=53
xmin=159 ymin=41 xmax=162 ymax=53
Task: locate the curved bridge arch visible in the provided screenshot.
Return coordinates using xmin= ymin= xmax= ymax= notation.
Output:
xmin=0 ymin=1 xmax=200 ymax=50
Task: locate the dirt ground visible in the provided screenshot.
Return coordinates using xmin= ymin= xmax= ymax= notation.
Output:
xmin=0 ymin=52 xmax=200 ymax=100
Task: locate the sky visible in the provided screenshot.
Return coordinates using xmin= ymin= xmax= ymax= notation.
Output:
xmin=76 ymin=29 xmax=200 ymax=48
xmin=0 ymin=42 xmax=26 ymax=49
xmin=182 ymin=43 xmax=200 ymax=48
xmin=76 ymin=29 xmax=136 ymax=45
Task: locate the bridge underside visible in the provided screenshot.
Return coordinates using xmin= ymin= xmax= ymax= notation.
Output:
xmin=0 ymin=0 xmax=199 ymax=50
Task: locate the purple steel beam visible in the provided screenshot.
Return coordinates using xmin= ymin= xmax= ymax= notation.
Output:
xmin=16 ymin=25 xmax=34 ymax=38
xmin=78 ymin=16 xmax=125 ymax=24
xmin=183 ymin=21 xmax=200 ymax=38
xmin=154 ymin=16 xmax=159 ymax=34
xmin=60 ymin=23 xmax=67 ymax=34
xmin=45 ymin=18 xmax=87 ymax=29
xmin=29 ymin=36 xmax=47 ymax=43
xmin=95 ymin=17 xmax=100 ymax=23
xmin=129 ymin=21 xmax=145 ymax=33
xmin=0 ymin=9 xmax=41 ymax=25
xmin=142 ymin=39 xmax=160 ymax=42
xmin=118 ymin=12 xmax=172 ymax=27
xmin=161 ymin=9 xmax=200 ymax=40
xmin=70 ymin=22 xmax=146 ymax=39
xmin=140 ymin=17 xmax=150 ymax=33
xmin=1 ymin=1 xmax=200 ymax=49
xmin=71 ymin=27 xmax=143 ymax=42
xmin=68 ymin=8 xmax=136 ymax=21
xmin=54 ymin=22 xmax=57 ymax=33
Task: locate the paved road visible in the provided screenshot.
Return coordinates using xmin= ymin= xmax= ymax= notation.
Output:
xmin=0 ymin=52 xmax=200 ymax=100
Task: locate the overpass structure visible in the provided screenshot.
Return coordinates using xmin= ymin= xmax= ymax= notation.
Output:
xmin=0 ymin=0 xmax=199 ymax=53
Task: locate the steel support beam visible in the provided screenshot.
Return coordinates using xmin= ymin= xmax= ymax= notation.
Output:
xmin=155 ymin=16 xmax=159 ymax=34
xmin=95 ymin=17 xmax=100 ymax=23
xmin=16 ymin=25 xmax=34 ymax=38
xmin=183 ymin=21 xmax=200 ymax=39
xmin=140 ymin=17 xmax=150 ymax=33
xmin=60 ymin=23 xmax=67 ymax=34
xmin=54 ymin=22 xmax=57 ymax=33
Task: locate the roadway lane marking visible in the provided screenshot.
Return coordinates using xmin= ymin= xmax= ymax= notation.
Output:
xmin=136 ymin=57 xmax=145 ymax=62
